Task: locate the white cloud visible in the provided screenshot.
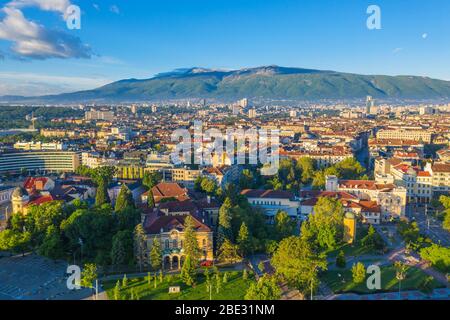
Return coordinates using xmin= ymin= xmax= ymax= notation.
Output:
xmin=93 ymin=3 xmax=100 ymax=11
xmin=9 ymin=0 xmax=70 ymax=12
xmin=0 ymin=1 xmax=92 ymax=59
xmin=393 ymin=47 xmax=403 ymax=54
xmin=422 ymin=33 xmax=428 ymax=39
xmin=109 ymin=5 xmax=120 ymax=14
xmin=0 ymin=71 xmax=111 ymax=96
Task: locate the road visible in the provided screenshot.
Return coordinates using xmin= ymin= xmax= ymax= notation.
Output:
xmin=409 ymin=205 xmax=450 ymax=247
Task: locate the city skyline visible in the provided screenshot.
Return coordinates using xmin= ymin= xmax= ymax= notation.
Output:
xmin=0 ymin=0 xmax=450 ymax=96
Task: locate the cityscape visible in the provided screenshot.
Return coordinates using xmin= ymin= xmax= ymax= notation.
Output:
xmin=0 ymin=0 xmax=449 ymax=309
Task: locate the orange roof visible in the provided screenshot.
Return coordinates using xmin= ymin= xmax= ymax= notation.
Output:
xmin=417 ymin=171 xmax=431 ymax=177
xmin=25 ymin=195 xmax=54 ymax=207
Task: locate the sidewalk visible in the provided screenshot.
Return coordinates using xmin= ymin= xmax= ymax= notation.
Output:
xmin=333 ymin=288 xmax=450 ymax=300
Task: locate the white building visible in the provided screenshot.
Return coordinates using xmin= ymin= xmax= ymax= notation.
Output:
xmin=241 ymin=189 xmax=300 ymax=223
xmin=14 ymin=141 xmax=66 ymax=151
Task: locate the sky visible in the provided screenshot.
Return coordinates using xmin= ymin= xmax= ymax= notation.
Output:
xmin=0 ymin=0 xmax=449 ymax=96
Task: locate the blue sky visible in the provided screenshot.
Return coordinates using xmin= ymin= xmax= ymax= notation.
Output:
xmin=0 ymin=0 xmax=449 ymax=96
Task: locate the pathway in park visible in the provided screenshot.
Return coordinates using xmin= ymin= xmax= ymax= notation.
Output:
xmin=332 ymin=288 xmax=449 ymax=300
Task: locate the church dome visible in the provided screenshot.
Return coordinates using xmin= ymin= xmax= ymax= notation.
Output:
xmin=12 ymin=187 xmax=28 ymax=198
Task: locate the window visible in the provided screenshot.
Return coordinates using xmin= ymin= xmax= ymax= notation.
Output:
xmin=173 ymin=239 xmax=178 ymax=248
xmin=165 ymin=239 xmax=169 ymax=249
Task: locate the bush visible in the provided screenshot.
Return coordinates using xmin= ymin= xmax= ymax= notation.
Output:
xmin=336 ymin=250 xmax=346 ymax=268
xmin=419 ymin=244 xmax=450 ymax=273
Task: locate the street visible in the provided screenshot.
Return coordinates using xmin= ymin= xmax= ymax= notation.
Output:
xmin=409 ymin=205 xmax=450 ymax=247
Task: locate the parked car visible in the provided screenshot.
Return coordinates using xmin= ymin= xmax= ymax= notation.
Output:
xmin=200 ymin=260 xmax=214 ymax=267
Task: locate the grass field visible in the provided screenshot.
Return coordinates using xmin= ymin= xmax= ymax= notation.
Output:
xmin=321 ymin=265 xmax=443 ymax=294
xmin=325 ymin=226 xmax=385 ymax=258
xmin=103 ymin=271 xmax=254 ymax=300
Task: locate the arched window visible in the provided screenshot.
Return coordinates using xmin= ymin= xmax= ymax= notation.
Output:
xmin=173 ymin=239 xmax=178 ymax=248
xmin=165 ymin=239 xmax=169 ymax=249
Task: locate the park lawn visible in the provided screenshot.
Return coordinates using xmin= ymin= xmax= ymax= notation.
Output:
xmin=103 ymin=271 xmax=254 ymax=300
xmin=321 ymin=265 xmax=443 ymax=294
xmin=326 ymin=226 xmax=384 ymax=258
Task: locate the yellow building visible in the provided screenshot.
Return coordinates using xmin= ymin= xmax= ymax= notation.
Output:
xmin=144 ymin=214 xmax=214 ymax=270
xmin=343 ymin=212 xmax=357 ymax=244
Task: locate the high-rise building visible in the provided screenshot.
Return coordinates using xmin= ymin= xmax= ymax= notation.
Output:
xmin=290 ymin=110 xmax=298 ymax=118
xmin=366 ymin=96 xmax=375 ymax=115
xmin=239 ymin=98 xmax=249 ymax=108
xmin=248 ymin=108 xmax=257 ymax=119
xmin=151 ymin=105 xmax=158 ymax=113
xmin=131 ymin=105 xmax=138 ymax=114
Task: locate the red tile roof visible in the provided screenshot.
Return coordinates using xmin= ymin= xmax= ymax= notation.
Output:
xmin=144 ymin=214 xmax=211 ymax=234
xmin=24 ymin=177 xmax=49 ymax=191
xmin=432 ymin=163 xmax=450 ymax=173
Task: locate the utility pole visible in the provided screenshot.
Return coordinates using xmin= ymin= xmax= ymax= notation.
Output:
xmin=95 ymin=279 xmax=99 ymax=300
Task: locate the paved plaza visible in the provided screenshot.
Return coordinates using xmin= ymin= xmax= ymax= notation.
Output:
xmin=0 ymin=254 xmax=93 ymax=300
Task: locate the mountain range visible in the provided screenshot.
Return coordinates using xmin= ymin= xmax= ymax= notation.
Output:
xmin=2 ymin=66 xmax=450 ymax=103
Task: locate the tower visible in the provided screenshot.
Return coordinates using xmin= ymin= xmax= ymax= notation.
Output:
xmin=366 ymin=96 xmax=375 ymax=115
xmin=325 ymin=175 xmax=339 ymax=192
xmin=11 ymin=187 xmax=29 ymax=215
xmin=343 ymin=212 xmax=357 ymax=244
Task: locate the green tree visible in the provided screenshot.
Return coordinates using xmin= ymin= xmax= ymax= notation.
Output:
xmin=361 ymin=225 xmax=385 ymax=252
xmin=37 ymin=225 xmax=64 ymax=260
xmin=297 ymin=157 xmax=315 ymax=184
xmin=244 ymin=275 xmax=281 ymax=300
xmin=0 ymin=229 xmax=31 ymax=256
xmin=271 ymin=236 xmax=327 ymax=295
xmin=111 ymin=230 xmax=134 ymax=267
xmin=239 ymin=169 xmax=254 ymax=189
xmin=142 ymin=172 xmax=161 ymax=189
xmin=419 ymin=244 xmax=450 ymax=272
xmin=92 ymin=166 xmax=116 ymax=206
xmin=351 ymin=262 xmax=366 ymax=284
xmin=215 ymin=272 xmax=222 ymax=294
xmin=201 ymin=178 xmax=217 ymax=195
xmin=147 ymin=189 xmax=155 ymax=208
xmin=301 ymin=197 xmax=344 ymax=250
xmin=223 ymin=272 xmax=229 ymax=283
xmin=217 ymin=197 xmax=233 ymax=247
xmin=183 ymin=215 xmax=201 ymax=262
xmin=25 ymin=201 xmax=66 ymax=245
xmin=122 ymin=274 xmax=128 ymax=287
xmin=218 ymin=238 xmax=241 ymax=263
xmin=113 ymin=280 xmax=121 ymax=300
xmin=237 ymin=222 xmax=251 ymax=257
xmin=181 ymin=255 xmax=197 ymax=286
xmin=274 ymin=211 xmax=296 ymax=240
xmin=336 ymin=250 xmax=346 ymax=268
xmin=440 ymin=195 xmax=450 ymax=232
xmin=134 ymin=224 xmax=148 ymax=272
xmin=95 ymin=179 xmax=110 ymax=206
xmin=115 ymin=185 xmax=135 ymax=212
xmin=150 ymin=237 xmax=162 ymax=270
xmin=81 ymin=263 xmax=98 ymax=289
